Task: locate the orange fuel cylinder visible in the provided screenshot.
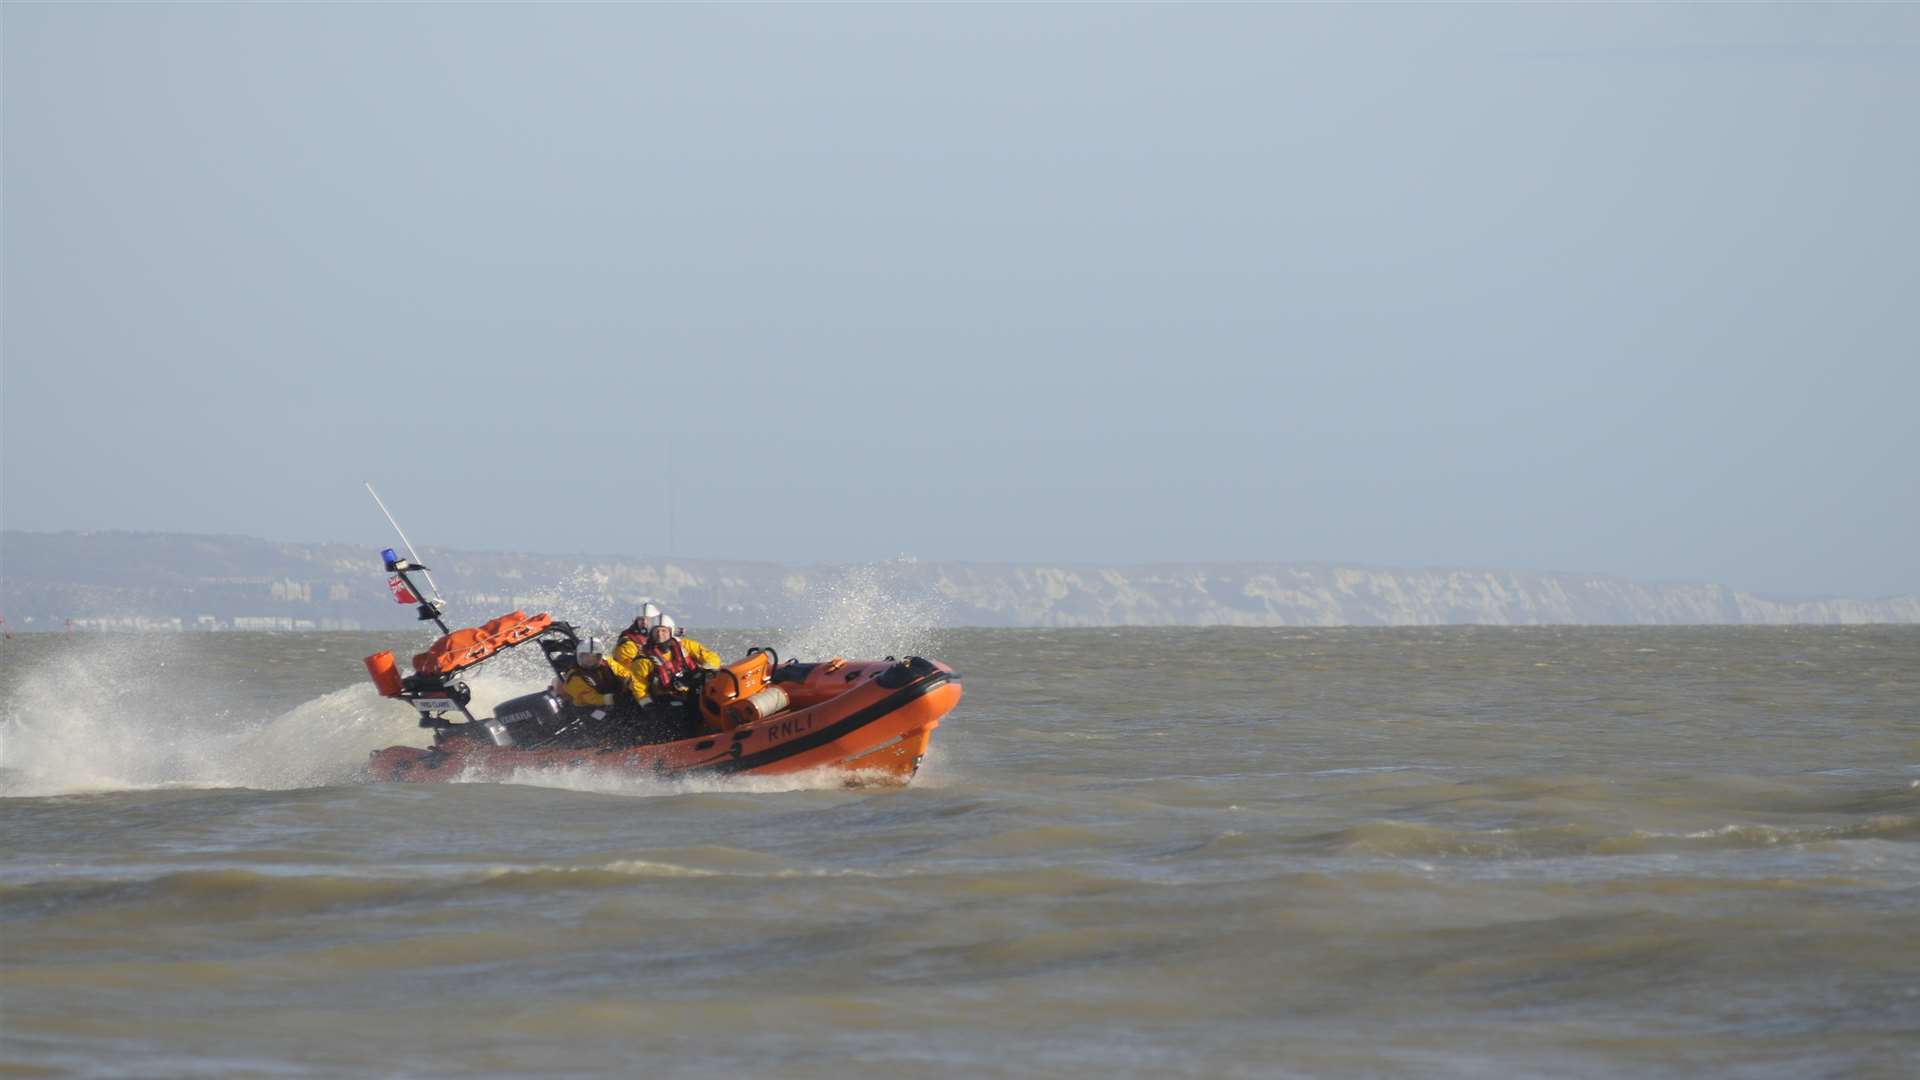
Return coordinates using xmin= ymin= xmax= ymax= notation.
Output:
xmin=364 ymin=651 xmax=404 ymax=697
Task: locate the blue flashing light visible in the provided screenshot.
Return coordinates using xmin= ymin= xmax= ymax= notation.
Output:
xmin=381 ymin=547 xmax=400 ymax=568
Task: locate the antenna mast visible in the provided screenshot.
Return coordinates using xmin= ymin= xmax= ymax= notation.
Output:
xmin=365 ymin=482 xmax=445 ymax=603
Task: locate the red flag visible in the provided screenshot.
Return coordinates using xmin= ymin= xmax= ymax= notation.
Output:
xmin=388 ymin=575 xmax=419 ymax=605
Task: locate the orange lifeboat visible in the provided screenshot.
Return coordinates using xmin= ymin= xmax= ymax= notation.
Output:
xmin=367 ymin=651 xmax=959 ymax=786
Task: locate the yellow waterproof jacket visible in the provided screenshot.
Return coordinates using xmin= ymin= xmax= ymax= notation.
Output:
xmin=610 ymin=636 xmax=723 ymax=702
xmin=556 ymin=657 xmax=637 ymax=709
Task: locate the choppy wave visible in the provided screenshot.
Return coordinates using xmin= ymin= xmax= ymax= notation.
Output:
xmin=1597 ymin=816 xmax=1920 ymax=853
xmin=1303 ymin=816 xmax=1920 ymax=860
xmin=2 ymin=851 xmax=917 ymax=929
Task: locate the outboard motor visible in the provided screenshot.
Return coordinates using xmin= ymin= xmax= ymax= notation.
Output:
xmin=489 ymin=690 xmax=572 ymax=745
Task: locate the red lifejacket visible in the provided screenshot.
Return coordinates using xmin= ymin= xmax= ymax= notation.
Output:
xmin=644 ymin=638 xmax=694 ymax=695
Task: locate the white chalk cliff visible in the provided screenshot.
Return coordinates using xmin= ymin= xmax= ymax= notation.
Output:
xmin=2 ymin=532 xmax=1914 ymax=630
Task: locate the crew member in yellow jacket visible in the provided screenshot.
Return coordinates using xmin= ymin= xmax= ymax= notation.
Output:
xmin=611 ymin=614 xmax=722 ymax=703
xmin=554 ymin=639 xmax=637 ymax=710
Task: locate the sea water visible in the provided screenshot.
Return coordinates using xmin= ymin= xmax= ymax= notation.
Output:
xmin=3 ymin=625 xmax=1916 ymax=1077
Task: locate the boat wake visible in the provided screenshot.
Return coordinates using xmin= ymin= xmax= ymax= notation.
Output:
xmin=0 ymin=638 xmax=421 ymax=797
xmin=0 ymin=642 xmax=642 ymax=797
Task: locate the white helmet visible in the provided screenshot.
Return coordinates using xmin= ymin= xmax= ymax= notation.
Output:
xmin=629 ymin=602 xmax=663 ymax=637
xmin=575 ymin=636 xmax=602 ymax=665
xmin=649 ymin=614 xmax=678 ymax=642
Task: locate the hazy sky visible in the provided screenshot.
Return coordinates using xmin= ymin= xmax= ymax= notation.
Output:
xmin=3 ymin=4 xmax=1915 ymax=597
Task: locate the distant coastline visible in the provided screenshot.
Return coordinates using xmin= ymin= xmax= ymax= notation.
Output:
xmin=2 ymin=530 xmax=1915 ymax=631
